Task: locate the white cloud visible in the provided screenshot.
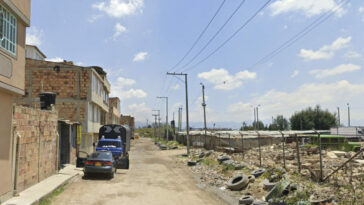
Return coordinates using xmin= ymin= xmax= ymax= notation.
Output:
xmin=197 ymin=68 xmax=256 ymax=90
xmin=110 ymin=76 xmax=147 ymax=99
xmin=309 ymin=64 xmax=361 ymax=79
xmin=92 ymin=0 xmax=144 ymax=18
xmin=171 ymin=84 xmax=180 ymax=90
xmin=195 ymin=96 xmax=208 ymax=105
xmin=290 ymin=70 xmax=299 ymax=78
xmin=359 ymin=7 xmax=364 ymax=13
xmin=88 ymin=14 xmax=103 ymax=23
xmin=113 ymin=23 xmax=127 ymax=39
xmin=228 ymin=80 xmax=364 ymax=122
xmin=122 ymin=88 xmax=147 ymax=99
xmin=26 ymin=27 xmax=44 ymax=46
xmin=46 ymin=57 xmax=64 ymax=62
xmin=298 ymin=36 xmax=351 ymax=61
xmin=127 ymin=102 xmax=152 ymax=120
xmin=133 ymin=52 xmax=148 ymax=62
xmin=344 ymin=51 xmax=361 ymax=59
xmin=270 ymin=0 xmax=346 ymax=18
xmin=76 ymin=62 xmax=84 ymax=66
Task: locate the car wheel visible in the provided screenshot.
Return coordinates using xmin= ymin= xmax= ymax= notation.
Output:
xmin=110 ymin=172 xmax=114 ymax=179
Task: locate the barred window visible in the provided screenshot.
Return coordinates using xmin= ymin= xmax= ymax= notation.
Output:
xmin=0 ymin=4 xmax=17 ymax=55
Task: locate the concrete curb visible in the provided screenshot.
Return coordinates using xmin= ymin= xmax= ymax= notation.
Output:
xmin=31 ymin=172 xmax=80 ymax=205
xmin=3 ymin=165 xmax=82 ymax=205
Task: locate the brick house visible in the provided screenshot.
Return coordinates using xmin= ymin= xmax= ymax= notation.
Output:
xmin=108 ymin=97 xmax=121 ymax=124
xmin=0 ymin=0 xmax=31 ymax=201
xmin=18 ymin=58 xmax=111 ymax=155
xmin=120 ymin=115 xmax=135 ymax=132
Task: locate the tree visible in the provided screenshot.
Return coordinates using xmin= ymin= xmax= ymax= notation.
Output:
xmin=290 ymin=105 xmax=337 ymax=130
xmin=253 ymin=121 xmax=265 ymax=130
xmin=269 ymin=115 xmax=289 ymax=130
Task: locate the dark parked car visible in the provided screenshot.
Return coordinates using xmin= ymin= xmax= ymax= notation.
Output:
xmin=83 ymin=151 xmax=116 ymax=178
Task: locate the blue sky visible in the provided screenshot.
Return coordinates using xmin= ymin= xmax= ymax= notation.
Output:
xmin=27 ymin=0 xmax=364 ymax=128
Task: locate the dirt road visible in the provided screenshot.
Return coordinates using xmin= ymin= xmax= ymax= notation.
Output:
xmin=52 ymin=137 xmax=228 ymax=205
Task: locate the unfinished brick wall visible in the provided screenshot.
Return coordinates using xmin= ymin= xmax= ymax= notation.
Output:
xmin=120 ymin=115 xmax=135 ymax=131
xmin=25 ymin=59 xmax=90 ymax=100
xmin=12 ymin=105 xmax=58 ymax=192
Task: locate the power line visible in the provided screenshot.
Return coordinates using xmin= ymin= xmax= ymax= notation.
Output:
xmin=183 ymin=0 xmax=272 ymax=73
xmin=161 ymin=1 xmax=226 ymax=96
xmin=246 ymin=0 xmax=350 ymax=70
xmin=169 ymin=0 xmax=227 ymax=72
xmin=179 ymin=0 xmax=247 ymax=70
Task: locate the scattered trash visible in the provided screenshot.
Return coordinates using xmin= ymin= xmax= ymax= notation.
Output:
xmin=263 ymin=179 xmax=278 ymax=191
xmin=265 ymin=179 xmax=290 ymax=201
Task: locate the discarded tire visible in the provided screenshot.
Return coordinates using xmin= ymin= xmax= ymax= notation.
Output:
xmin=239 ymin=195 xmax=254 ymax=204
xmin=248 ymin=175 xmax=255 ymax=183
xmin=263 ymin=179 xmax=278 ymax=191
xmin=227 ymin=174 xmax=249 ymax=191
xmin=159 ymin=145 xmax=167 ymax=150
xmin=187 ymin=161 xmax=197 ymax=166
xmin=252 ymin=201 xmax=268 ymax=205
xmin=251 ymin=168 xmax=266 ymax=177
xmin=217 ymin=155 xmax=231 ymax=163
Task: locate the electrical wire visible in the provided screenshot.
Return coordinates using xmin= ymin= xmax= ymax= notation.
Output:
xmin=182 ymin=0 xmax=272 ymax=73
xmin=179 ymin=0 xmax=247 ymax=70
xmin=168 ymin=0 xmax=227 ymax=72
xmin=246 ymin=0 xmax=350 ymax=70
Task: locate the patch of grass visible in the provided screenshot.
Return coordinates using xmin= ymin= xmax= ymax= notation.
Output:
xmin=221 ymin=164 xmax=235 ymax=172
xmin=202 ymin=158 xmax=219 ymax=166
xmin=39 ymin=183 xmax=68 ymax=205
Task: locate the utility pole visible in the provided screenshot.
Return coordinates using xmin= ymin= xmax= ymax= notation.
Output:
xmin=177 ymin=107 xmax=181 ymax=131
xmin=167 ymin=72 xmax=190 ymax=155
xmin=337 ymin=107 xmax=340 ymax=135
xmin=200 ymin=83 xmax=207 ymax=146
xmin=179 ymin=107 xmax=183 ymax=131
xmin=253 ymin=107 xmax=256 ymax=130
xmin=157 ymin=97 xmax=169 ymax=142
xmin=152 ymin=110 xmax=160 ymax=140
xmin=152 ymin=114 xmax=158 ymax=142
xmin=347 ymin=103 xmax=350 ymax=127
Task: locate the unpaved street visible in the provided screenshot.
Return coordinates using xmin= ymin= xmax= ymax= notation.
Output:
xmin=52 ymin=137 xmax=227 ymax=205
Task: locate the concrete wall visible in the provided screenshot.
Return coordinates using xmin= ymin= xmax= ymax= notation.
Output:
xmin=0 ymin=92 xmax=15 ymax=202
xmin=12 ymin=105 xmax=58 ymax=193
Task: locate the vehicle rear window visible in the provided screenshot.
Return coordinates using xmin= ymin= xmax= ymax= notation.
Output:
xmin=97 ymin=141 xmax=121 ymax=148
xmin=89 ymin=152 xmax=112 ymax=160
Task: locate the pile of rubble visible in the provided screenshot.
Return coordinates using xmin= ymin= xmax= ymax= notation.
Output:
xmin=178 ymin=143 xmax=364 ymax=204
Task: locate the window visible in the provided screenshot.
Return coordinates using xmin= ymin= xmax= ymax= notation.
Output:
xmin=0 ymin=4 xmax=17 ymax=55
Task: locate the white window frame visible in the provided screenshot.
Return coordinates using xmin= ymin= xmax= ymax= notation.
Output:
xmin=0 ymin=3 xmax=17 ymax=55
